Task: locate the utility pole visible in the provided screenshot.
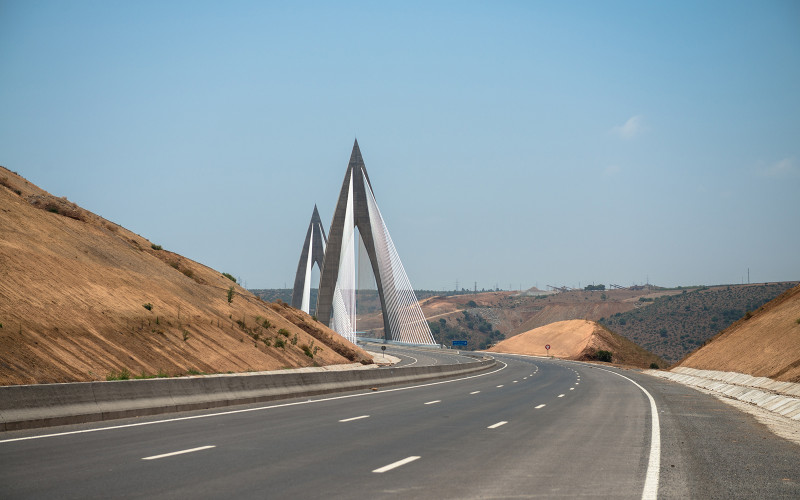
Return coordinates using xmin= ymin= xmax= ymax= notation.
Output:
xmin=474 ymin=282 xmax=477 ymax=294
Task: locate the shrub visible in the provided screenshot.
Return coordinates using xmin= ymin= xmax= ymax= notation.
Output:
xmin=106 ymin=368 xmax=130 ymax=381
xmin=649 ymin=363 xmax=660 ymax=369
xmin=466 ymin=300 xmax=478 ymax=308
xmin=291 ymin=333 xmax=298 ymax=345
xmin=169 ymin=261 xmax=179 ymax=269
xmin=187 ymin=368 xmax=201 ymax=375
xmin=227 ymin=286 xmax=235 ymax=303
xmin=278 ymin=328 xmax=290 ymax=337
xmin=596 ymin=350 xmax=612 ymax=362
xmin=222 ymin=272 xmax=236 ymax=282
xmin=301 ymin=343 xmax=313 ymax=358
xmin=182 ymin=329 xmax=189 ymax=341
xmin=182 ymin=269 xmax=194 ymax=278
xmin=151 ymin=243 xmax=162 ymax=250
xmin=261 ymin=318 xmax=271 ymax=329
xmin=143 ymin=303 xmax=153 ymax=311
xmin=274 ymin=338 xmax=286 ymax=349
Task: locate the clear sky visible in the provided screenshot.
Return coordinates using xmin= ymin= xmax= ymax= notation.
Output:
xmin=2 ymin=1 xmax=798 ymax=290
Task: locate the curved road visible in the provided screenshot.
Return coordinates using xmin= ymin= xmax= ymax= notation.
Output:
xmin=0 ymin=354 xmax=797 ymax=498
xmin=361 ymin=343 xmax=478 ymax=367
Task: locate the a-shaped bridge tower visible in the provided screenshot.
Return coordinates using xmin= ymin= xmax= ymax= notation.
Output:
xmin=315 ymin=140 xmax=435 ymax=345
xmin=291 ymin=205 xmax=327 ymax=314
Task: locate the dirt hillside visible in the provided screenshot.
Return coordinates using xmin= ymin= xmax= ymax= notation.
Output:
xmin=0 ymin=167 xmax=371 ymax=385
xmin=677 ymin=284 xmax=800 ymax=382
xmin=488 ymin=319 xmax=664 ymax=368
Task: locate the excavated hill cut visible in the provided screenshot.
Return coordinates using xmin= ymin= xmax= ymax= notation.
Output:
xmin=677 ymin=284 xmax=800 ymax=382
xmin=0 ymin=166 xmax=371 ymax=385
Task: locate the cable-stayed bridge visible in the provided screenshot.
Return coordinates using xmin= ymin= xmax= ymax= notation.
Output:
xmin=291 ymin=140 xmax=435 ymax=346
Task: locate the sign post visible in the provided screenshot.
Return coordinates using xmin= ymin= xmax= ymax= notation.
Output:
xmin=545 ymin=344 xmax=550 ymax=356
xmin=381 ymin=345 xmax=386 ymax=359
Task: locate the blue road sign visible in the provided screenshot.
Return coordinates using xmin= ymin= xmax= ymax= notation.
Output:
xmin=452 ymin=340 xmax=468 ymax=346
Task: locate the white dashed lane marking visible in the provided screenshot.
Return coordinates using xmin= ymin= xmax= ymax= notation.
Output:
xmin=535 ymin=404 xmax=546 ymax=409
xmin=470 ymin=391 xmax=481 ymax=395
xmin=424 ymin=400 xmax=441 ymax=405
xmin=339 ymin=415 xmax=370 ymax=422
xmin=487 ymin=421 xmax=508 ymax=429
xmin=373 ymin=456 xmax=421 ymax=473
xmin=142 ymin=445 xmax=215 ymax=461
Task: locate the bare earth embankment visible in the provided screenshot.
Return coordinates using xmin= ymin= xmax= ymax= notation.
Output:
xmin=488 ymin=319 xmax=664 ymax=368
xmin=0 ymin=167 xmax=370 ymax=385
xmin=676 ymin=284 xmax=800 ymax=382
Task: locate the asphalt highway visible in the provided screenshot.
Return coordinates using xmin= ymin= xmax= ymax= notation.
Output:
xmin=1 ymin=354 xmax=798 ymax=499
xmin=361 ymin=343 xmax=478 ymax=367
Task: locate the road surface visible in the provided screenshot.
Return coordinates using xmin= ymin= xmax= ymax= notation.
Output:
xmin=1 ymin=354 xmax=797 ymax=498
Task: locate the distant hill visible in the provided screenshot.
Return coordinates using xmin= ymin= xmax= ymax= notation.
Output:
xmin=0 ymin=167 xmax=370 ymax=385
xmin=598 ymin=282 xmax=797 ymax=363
xmin=488 ymin=319 xmax=664 ymax=369
xmin=676 ymin=284 xmax=800 ymax=382
xmin=413 ymin=289 xmax=676 ymax=350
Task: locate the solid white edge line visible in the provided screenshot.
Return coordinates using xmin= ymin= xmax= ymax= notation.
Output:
xmin=373 ymin=455 xmax=421 ymax=473
xmin=1 ymin=361 xmax=509 ymax=444
xmin=142 ymin=445 xmax=215 ymax=460
xmin=487 ymin=421 xmax=507 ymax=429
xmin=598 ymin=367 xmax=660 ymax=500
xmin=339 ymin=415 xmax=370 ymax=422
xmin=492 ymin=352 xmax=661 ymax=500
xmin=402 ymin=355 xmax=419 ymax=367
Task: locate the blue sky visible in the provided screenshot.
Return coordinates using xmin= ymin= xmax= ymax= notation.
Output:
xmin=2 ymin=1 xmax=798 ymax=290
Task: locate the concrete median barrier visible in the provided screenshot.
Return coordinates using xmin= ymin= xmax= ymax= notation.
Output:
xmin=0 ymin=358 xmax=495 ymax=431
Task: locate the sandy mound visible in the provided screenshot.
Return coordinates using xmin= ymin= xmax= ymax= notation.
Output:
xmin=0 ymin=167 xmax=371 ymax=385
xmin=489 ymin=320 xmax=596 ymax=358
xmin=488 ymin=319 xmax=663 ymax=368
xmin=677 ymin=284 xmax=800 ymax=382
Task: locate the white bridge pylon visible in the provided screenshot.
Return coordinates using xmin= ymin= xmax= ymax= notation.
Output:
xmin=314 ymin=140 xmax=436 ymax=345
